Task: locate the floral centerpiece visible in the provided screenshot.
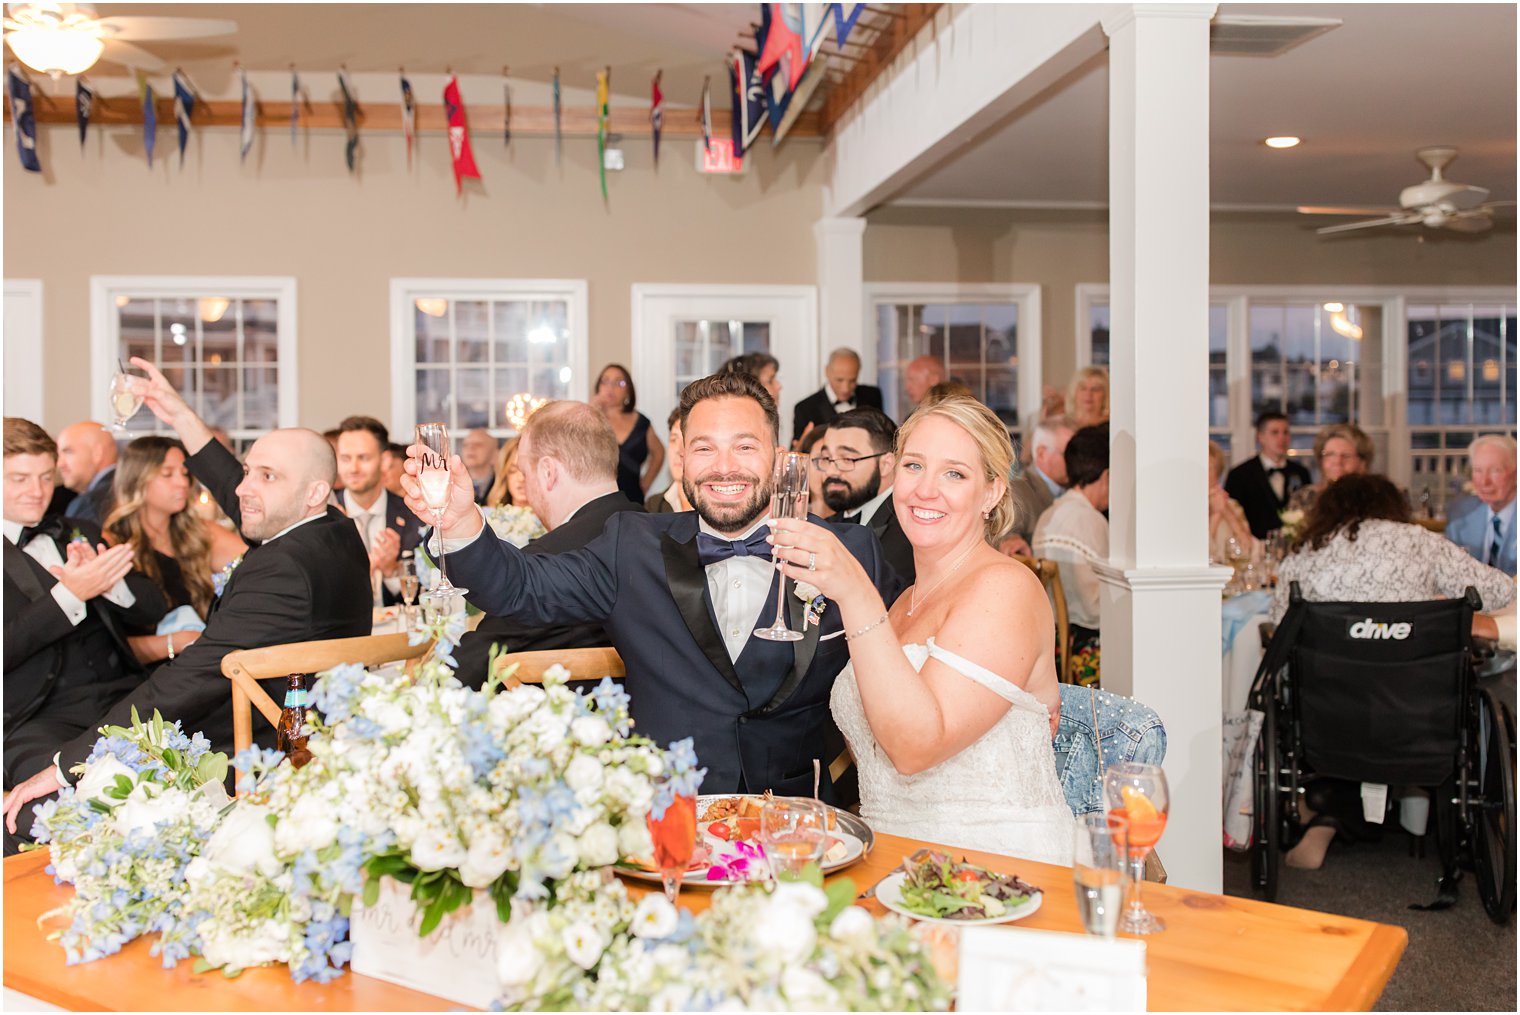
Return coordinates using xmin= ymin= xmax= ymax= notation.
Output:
xmin=486 ymin=503 xmax=547 ymax=547
xmin=1277 ymin=507 xmax=1306 ymax=542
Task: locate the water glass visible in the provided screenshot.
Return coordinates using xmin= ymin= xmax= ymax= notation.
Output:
xmin=758 ymin=797 xmax=828 ymax=879
xmin=1073 ymin=812 xmax=1128 ymax=939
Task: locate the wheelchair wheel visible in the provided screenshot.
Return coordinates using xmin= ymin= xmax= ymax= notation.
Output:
xmin=1251 ymin=694 xmax=1282 ymax=901
xmin=1471 ymin=686 xmax=1516 ymax=923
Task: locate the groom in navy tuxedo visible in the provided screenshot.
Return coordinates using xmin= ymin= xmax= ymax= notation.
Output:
xmin=409 ymin=372 xmax=903 ymax=803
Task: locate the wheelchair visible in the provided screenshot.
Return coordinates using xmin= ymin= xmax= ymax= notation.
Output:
xmin=1248 ymin=583 xmax=1516 ymax=924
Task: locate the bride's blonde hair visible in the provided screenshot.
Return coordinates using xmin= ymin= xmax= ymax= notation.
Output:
xmin=896 ymin=395 xmax=1015 ymax=542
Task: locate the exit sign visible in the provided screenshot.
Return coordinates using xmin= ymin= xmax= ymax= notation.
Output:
xmin=696 ymin=138 xmax=746 ymax=175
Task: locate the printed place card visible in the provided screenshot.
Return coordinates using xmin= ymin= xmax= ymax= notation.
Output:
xmin=957 ymin=926 xmax=1146 ymax=1011
xmin=350 ymin=875 xmax=502 ymax=1009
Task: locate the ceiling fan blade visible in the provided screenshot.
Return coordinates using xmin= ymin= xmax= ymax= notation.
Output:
xmin=96 ymin=38 xmax=166 ymax=72
xmin=1444 ymin=214 xmax=1494 ymax=234
xmin=1478 ymin=200 xmax=1516 ymax=210
xmin=1315 ymin=215 xmax=1420 ymax=235
xmin=1441 ymin=184 xmax=1490 ymax=211
xmin=95 ymin=16 xmax=238 ymax=41
xmin=1297 ymin=206 xmax=1401 ymax=216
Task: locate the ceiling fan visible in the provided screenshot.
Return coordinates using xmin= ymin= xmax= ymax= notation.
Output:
xmin=3 ymin=3 xmax=236 ymax=77
xmin=1298 ymin=147 xmax=1514 ymax=236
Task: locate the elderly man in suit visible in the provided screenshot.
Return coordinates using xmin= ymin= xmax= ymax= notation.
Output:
xmin=818 ymin=408 xmax=913 ymax=584
xmin=3 ymin=418 xmax=167 ymax=792
xmin=407 ymin=371 xmax=902 ymax=803
xmin=5 ymin=359 xmax=371 ymax=847
xmin=1001 ymin=415 xmax=1076 ymax=555
xmin=56 ymin=421 xmax=119 ymax=525
xmin=454 ymin=401 xmax=644 ymax=685
xmin=1225 ymin=411 xmax=1311 ymax=539
xmin=335 ymin=415 xmax=426 ymax=605
xmin=1447 ymin=434 xmax=1517 ymax=575
xmin=792 ymin=348 xmax=884 ymax=447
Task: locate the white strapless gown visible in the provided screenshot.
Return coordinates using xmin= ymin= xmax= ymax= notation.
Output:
xmin=830 ymin=639 xmax=1074 ymax=865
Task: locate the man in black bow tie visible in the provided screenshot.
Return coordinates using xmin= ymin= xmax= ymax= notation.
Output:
xmin=791 ymin=348 xmax=884 ymax=448
xmin=1225 ymin=411 xmax=1312 ymax=539
xmin=410 ymin=371 xmax=903 ymax=802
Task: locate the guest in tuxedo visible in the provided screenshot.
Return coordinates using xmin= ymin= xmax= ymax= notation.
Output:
xmin=336 ymin=416 xmax=426 ymax=605
xmin=819 ymin=408 xmax=913 ymax=584
xmin=1001 ymin=415 xmax=1075 ymax=556
xmin=791 ymin=348 xmax=883 ymax=447
xmin=4 ymin=360 xmax=371 ymax=846
xmin=1225 ymin=412 xmax=1311 ymax=539
xmin=720 ymin=352 xmax=783 ymax=405
xmin=461 ymin=428 xmax=499 ymax=505
xmin=645 ymin=407 xmax=691 ymax=514
xmin=485 ymin=436 xmax=528 ymax=508
xmin=1447 ymin=434 xmax=1517 ymax=575
xmin=902 ymin=356 xmax=947 ymax=411
xmin=454 ymin=402 xmax=644 ymax=685
xmin=592 ymin=364 xmax=665 ymax=504
xmin=3 ymin=418 xmax=166 ymax=794
xmin=405 ymin=370 xmax=902 ymax=802
xmin=57 ymin=421 xmax=119 ymax=525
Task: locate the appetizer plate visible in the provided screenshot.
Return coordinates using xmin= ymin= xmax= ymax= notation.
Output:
xmin=874 ymin=872 xmax=1043 ymax=926
xmin=620 ymin=794 xmax=875 ymax=889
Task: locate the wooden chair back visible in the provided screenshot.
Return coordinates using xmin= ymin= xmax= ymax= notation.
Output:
xmin=493 ymin=646 xmax=626 ymax=687
xmin=220 ymin=633 xmax=431 ymax=756
xmin=1014 ymin=554 xmax=1074 ymax=684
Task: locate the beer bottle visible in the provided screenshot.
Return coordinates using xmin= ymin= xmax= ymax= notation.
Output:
xmin=276 ymin=674 xmax=313 ymax=768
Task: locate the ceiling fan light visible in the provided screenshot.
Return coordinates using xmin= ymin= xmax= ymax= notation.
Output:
xmin=1264 ymin=136 xmax=1301 ymax=149
xmin=5 ymin=25 xmax=103 ymax=76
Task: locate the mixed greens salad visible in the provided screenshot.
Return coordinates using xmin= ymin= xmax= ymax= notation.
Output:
xmin=896 ymin=848 xmax=1040 ymax=920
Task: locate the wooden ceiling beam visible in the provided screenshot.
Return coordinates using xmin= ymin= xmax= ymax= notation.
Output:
xmin=819 ymin=3 xmax=941 ymax=133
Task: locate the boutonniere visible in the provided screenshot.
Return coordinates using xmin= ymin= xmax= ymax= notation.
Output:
xmin=794 ymin=580 xmax=827 ymax=629
xmin=68 ymin=528 xmax=88 ymax=545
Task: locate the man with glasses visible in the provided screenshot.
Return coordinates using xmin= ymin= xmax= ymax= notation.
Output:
xmin=816 ymin=407 xmax=914 ymax=583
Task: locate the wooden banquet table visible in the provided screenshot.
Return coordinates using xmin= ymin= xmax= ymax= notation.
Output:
xmin=4 ymin=833 xmax=1405 ymax=1012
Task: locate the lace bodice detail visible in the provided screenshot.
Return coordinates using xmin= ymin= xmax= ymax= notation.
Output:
xmin=830 ymin=639 xmax=1074 ymax=864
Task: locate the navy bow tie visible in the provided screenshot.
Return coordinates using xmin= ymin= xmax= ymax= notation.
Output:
xmin=696 ymin=528 xmax=773 ymax=566
xmin=18 ymin=516 xmax=66 ymax=547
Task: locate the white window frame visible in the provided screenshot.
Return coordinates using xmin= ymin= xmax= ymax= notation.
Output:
xmin=865 ymin=281 xmax=1043 ymax=433
xmin=1076 ymin=283 xmax=1517 ymax=487
xmin=389 ymin=278 xmax=589 ymax=436
xmin=4 ymin=278 xmax=45 ymax=425
xmin=90 ymin=276 xmax=299 ymax=432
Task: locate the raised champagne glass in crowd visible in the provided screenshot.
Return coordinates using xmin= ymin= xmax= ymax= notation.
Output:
xmin=414 ymin=422 xmax=468 ymax=599
xmin=1073 ymin=811 xmax=1128 ymax=939
xmin=754 ymin=451 xmax=810 ymax=642
xmin=1104 ymin=761 xmax=1170 ymax=934
xmin=107 ymin=367 xmax=145 ymax=432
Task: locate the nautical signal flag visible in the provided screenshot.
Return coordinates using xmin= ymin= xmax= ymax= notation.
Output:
xmin=443 ymin=75 xmax=481 ymax=194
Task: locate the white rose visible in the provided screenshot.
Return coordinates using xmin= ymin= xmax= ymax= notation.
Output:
xmin=570 ymin=715 xmax=612 ymax=748
xmin=459 ymin=831 xmax=512 ymax=888
xmin=828 ymin=905 xmax=876 ymax=942
xmin=752 ymin=900 xmax=817 ymax=965
xmin=496 ymin=912 xmax=550 ymax=988
xmin=561 ymin=921 xmax=606 ymax=970
xmin=115 ymin=785 xmax=182 ymax=837
xmin=543 ymin=831 xmax=579 ymax=880
xmin=274 ymin=793 xmax=339 ymax=854
xmin=564 ymin=754 xmax=605 ymax=793
xmin=73 ymin=755 xmax=136 ymax=806
xmin=770 ymin=880 xmax=829 ymax=917
xmin=781 ymin=967 xmax=839 ymax=1009
xmin=617 ymin=820 xmax=653 ymax=861
xmin=205 ymin=803 xmax=281 ymax=878
xmin=577 ymin=823 xmax=620 ymax=868
xmin=410 ymin=825 xmax=468 ymax=872
xmin=631 ymin=894 xmax=679 ymax=940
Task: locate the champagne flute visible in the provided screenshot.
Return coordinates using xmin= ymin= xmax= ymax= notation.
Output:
xmin=397 ymin=556 xmax=421 ymax=629
xmin=1104 ymin=762 xmax=1169 ymax=934
xmin=106 ymin=368 xmax=145 ymax=432
xmin=754 ymin=451 xmax=810 ymax=642
xmin=1073 ymin=812 xmax=1128 ymax=939
xmin=414 ymin=423 xmax=468 ymax=599
xmin=758 ymin=796 xmax=828 ymax=880
xmin=646 ymin=778 xmax=697 ymax=903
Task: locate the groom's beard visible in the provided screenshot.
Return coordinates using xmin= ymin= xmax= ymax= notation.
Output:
xmin=683 ymin=469 xmax=772 ymax=535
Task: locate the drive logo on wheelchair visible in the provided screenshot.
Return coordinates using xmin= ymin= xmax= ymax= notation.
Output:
xmin=1346 ymin=618 xmax=1413 ymax=640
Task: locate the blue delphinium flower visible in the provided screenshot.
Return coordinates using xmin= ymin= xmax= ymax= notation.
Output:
xmin=310 ymin=662 xmax=369 ymax=725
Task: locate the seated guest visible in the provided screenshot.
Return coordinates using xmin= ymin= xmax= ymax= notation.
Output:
xmin=819 ymin=408 xmax=913 ymax=583
xmin=57 ymin=421 xmax=119 ymax=524
xmin=485 ymin=435 xmax=528 ymax=508
xmin=1225 ymin=411 xmax=1312 ymax=539
xmin=1286 ymin=424 xmax=1374 ymax=515
xmin=1208 ymin=441 xmax=1257 ymax=562
xmin=103 ymin=436 xmax=247 ymax=664
xmin=3 ymin=418 xmax=166 ymax=793
xmin=1033 ymin=425 xmax=1109 ymax=686
xmin=3 ymin=360 xmax=371 ymax=848
xmin=453 ymin=401 xmax=644 ymax=686
xmin=379 ymin=441 xmax=407 ymax=499
xmin=1002 ymin=415 xmax=1075 ymax=556
xmin=1447 ymin=434 xmax=1516 ymax=575
xmin=461 ymin=427 xmax=499 ymax=504
xmin=1068 ymin=366 xmax=1110 ymax=429
xmin=646 ymin=407 xmax=691 ymax=514
xmin=902 ymin=355 xmax=947 ymax=412
xmin=799 ymin=423 xmax=833 ymax=520
xmin=592 ymin=363 xmax=665 ymax=504
xmin=792 ymin=348 xmax=883 ymax=447
xmin=336 ymin=416 xmax=426 ymax=605
xmin=720 ymin=351 xmax=783 ymax=405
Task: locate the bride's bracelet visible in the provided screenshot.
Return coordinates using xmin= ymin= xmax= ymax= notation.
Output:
xmin=845 ymin=611 xmax=890 ymax=642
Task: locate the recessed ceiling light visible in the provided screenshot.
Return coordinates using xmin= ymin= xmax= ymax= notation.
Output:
xmin=1264 ymin=136 xmax=1301 ymax=149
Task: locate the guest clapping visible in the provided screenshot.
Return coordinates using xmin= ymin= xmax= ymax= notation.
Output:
xmin=592 ymin=364 xmax=664 ymax=503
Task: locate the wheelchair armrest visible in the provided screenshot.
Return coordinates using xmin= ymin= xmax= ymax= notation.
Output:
xmin=1259 ymin=621 xmax=1277 ymax=651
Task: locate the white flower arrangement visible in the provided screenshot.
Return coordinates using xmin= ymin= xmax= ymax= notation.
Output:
xmin=1278 ymin=508 xmax=1306 ymax=541
xmin=486 ymin=503 xmax=547 ymax=548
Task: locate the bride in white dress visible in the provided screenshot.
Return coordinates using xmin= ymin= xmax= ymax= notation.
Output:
xmin=769 ymin=395 xmax=1073 ymax=864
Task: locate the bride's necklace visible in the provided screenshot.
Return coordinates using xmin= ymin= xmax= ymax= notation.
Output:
xmin=906 ymin=541 xmax=979 ymax=617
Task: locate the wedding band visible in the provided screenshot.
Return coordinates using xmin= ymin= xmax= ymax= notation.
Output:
xmin=807 ymin=553 xmax=817 ymax=572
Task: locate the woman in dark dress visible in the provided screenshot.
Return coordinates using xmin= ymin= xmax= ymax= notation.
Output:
xmin=103 ymin=436 xmax=246 ymax=665
xmin=592 ymin=363 xmax=665 ymax=503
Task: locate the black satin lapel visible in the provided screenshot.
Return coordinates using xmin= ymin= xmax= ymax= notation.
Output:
xmin=757 ymin=571 xmax=818 ymax=715
xmin=3 ymin=539 xmax=48 ymax=600
xmin=660 ymin=530 xmax=744 ymax=696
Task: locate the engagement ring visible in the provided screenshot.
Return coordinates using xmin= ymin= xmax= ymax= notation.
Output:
xmin=807 ymin=552 xmax=817 ymax=571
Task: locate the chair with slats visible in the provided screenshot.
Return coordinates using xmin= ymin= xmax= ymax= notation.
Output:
xmin=492 ymin=646 xmax=627 ymax=687
xmin=1013 ymin=554 xmax=1073 ymax=684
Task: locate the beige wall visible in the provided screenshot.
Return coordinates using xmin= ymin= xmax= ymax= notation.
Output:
xmin=864 ymin=206 xmax=1518 ymax=390
xmin=4 ymin=123 xmax=826 ymax=433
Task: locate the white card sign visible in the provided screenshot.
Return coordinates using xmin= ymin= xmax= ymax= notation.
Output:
xmin=349 ymin=875 xmax=502 ymax=1009
xmin=957 ymin=926 xmax=1147 ymax=1011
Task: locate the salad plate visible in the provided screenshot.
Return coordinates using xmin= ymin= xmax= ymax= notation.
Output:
xmin=873 ymin=852 xmax=1043 ymax=926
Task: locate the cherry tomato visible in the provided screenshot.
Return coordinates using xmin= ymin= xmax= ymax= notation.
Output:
xmin=708 ymin=821 xmax=732 ymax=841
xmin=953 ymin=869 xmax=982 ymax=883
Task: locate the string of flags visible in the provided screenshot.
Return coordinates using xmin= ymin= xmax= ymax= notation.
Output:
xmin=3 ymin=2 xmax=873 ymax=195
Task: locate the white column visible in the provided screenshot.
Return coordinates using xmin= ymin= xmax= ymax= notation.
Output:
xmin=1099 ymin=3 xmax=1228 ymax=893
xmin=815 ymin=217 xmax=868 ymax=372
